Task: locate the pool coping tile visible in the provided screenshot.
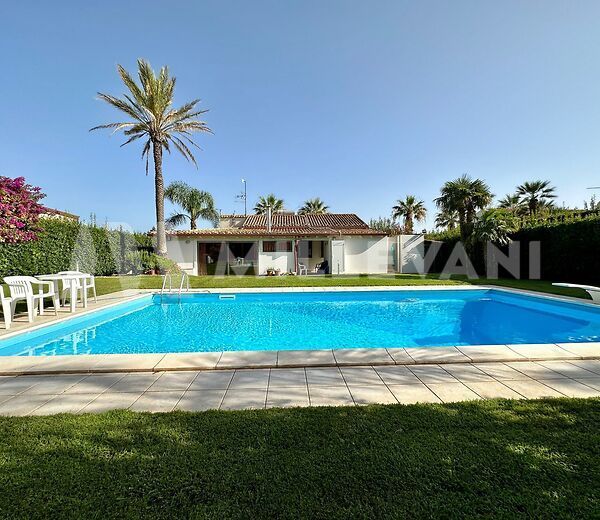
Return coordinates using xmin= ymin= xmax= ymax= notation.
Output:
xmin=556 ymin=342 xmax=600 ymax=358
xmin=456 ymin=345 xmax=526 ymax=363
xmin=277 ymin=349 xmax=336 ymax=367
xmin=217 ymin=351 xmax=277 ymax=369
xmin=333 ymin=348 xmax=395 ymax=366
xmin=506 ymin=344 xmax=578 ymax=361
xmin=385 ymin=348 xmax=416 ymax=365
xmin=405 ymin=347 xmax=469 ymax=364
xmin=154 ymin=352 xmax=221 ymax=371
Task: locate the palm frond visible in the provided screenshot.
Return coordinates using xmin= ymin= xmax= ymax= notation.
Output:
xmin=166 ymin=212 xmax=189 ymax=227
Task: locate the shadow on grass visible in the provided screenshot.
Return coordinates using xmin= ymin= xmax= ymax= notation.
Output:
xmin=0 ymin=398 xmax=599 ymax=518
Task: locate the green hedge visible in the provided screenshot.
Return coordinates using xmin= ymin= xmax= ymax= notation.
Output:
xmin=426 ymin=215 xmax=600 ymax=282
xmin=0 ymin=219 xmax=151 ymax=277
xmin=515 ymin=216 xmax=600 ymax=282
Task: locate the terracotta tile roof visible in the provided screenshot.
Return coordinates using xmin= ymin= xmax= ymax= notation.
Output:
xmin=166 ymin=213 xmax=386 ymax=238
xmin=167 ymin=228 xmax=386 ymax=238
xmin=242 ymin=213 xmax=370 ymax=230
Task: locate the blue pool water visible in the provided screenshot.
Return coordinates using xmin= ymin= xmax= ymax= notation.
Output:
xmin=1 ymin=289 xmax=599 ymax=356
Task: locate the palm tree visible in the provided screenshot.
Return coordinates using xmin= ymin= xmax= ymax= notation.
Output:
xmin=472 ymin=209 xmax=517 ymax=269
xmin=498 ymin=193 xmax=526 ymax=216
xmin=472 ymin=209 xmax=516 ymax=247
xmin=434 ymin=208 xmax=460 ymax=231
xmin=298 ymin=198 xmax=329 ymax=215
xmin=434 ymin=175 xmax=493 ymax=244
xmin=91 ymin=59 xmax=212 ymax=255
xmin=391 ymin=195 xmax=427 ymax=234
xmin=254 ymin=194 xmax=284 ymax=214
xmin=368 ymin=217 xmax=403 ymax=235
xmin=516 ymin=180 xmax=557 ymax=216
xmin=164 ymin=181 xmax=218 ymax=230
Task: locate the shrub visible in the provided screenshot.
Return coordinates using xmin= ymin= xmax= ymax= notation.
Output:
xmin=0 ymin=176 xmax=45 ymax=243
xmin=0 ymin=219 xmax=153 ymax=277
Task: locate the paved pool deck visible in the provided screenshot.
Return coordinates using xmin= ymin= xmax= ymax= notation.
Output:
xmin=1 ymin=360 xmax=599 ymax=416
xmin=0 ymin=285 xmax=599 ymax=414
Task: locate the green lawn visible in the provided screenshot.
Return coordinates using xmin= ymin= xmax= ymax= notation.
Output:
xmin=0 ymin=398 xmax=598 ymax=518
xmin=93 ymin=273 xmax=462 ymax=296
xmin=92 ymin=274 xmax=593 ymax=300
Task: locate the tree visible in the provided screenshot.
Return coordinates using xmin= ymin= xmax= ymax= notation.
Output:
xmin=164 ymin=181 xmax=218 ymax=230
xmin=298 ymin=197 xmax=329 ymax=215
xmin=91 ymin=59 xmax=212 ymax=255
xmin=254 ymin=194 xmax=284 ymax=214
xmin=434 ymin=208 xmax=459 ymax=231
xmin=471 ymin=209 xmax=517 ymax=273
xmin=498 ymin=193 xmax=525 ymax=215
xmin=434 ymin=175 xmax=493 ymax=244
xmin=0 ymin=176 xmax=45 ymax=243
xmin=516 ymin=180 xmax=557 ymax=216
xmin=472 ymin=209 xmax=516 ymax=247
xmin=368 ymin=217 xmax=403 ymax=235
xmin=391 ymin=195 xmax=427 ymax=234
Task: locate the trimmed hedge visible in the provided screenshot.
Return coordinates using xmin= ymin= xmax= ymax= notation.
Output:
xmin=0 ymin=219 xmax=150 ymax=277
xmin=426 ymin=215 xmax=600 ymax=282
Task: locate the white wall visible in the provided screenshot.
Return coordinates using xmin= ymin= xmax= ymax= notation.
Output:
xmin=166 ymin=238 xmax=196 ymax=274
xmin=399 ymin=235 xmax=425 ymax=274
xmin=342 ymin=236 xmax=389 ymax=274
xmin=258 ymin=251 xmax=294 ymax=274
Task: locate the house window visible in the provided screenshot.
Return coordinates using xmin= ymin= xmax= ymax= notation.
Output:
xmin=262 ymin=241 xmax=292 ymax=252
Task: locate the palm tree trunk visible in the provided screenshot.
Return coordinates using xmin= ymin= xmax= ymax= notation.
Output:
xmin=152 ymin=140 xmax=167 ymax=256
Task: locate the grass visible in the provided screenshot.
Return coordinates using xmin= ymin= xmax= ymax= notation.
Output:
xmin=91 ymin=273 xmax=593 ymax=300
xmin=0 ymin=398 xmax=598 ymax=518
xmin=93 ymin=273 xmax=463 ymax=295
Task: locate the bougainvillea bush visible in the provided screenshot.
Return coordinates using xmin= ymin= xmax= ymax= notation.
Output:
xmin=0 ymin=176 xmax=45 ymax=243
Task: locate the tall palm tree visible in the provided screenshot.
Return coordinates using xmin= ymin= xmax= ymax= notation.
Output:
xmin=298 ymin=197 xmax=329 ymax=214
xmin=91 ymin=59 xmax=212 ymax=255
xmin=434 ymin=208 xmax=460 ymax=231
xmin=516 ymin=180 xmax=557 ymax=216
xmin=254 ymin=194 xmax=284 ymax=214
xmin=164 ymin=181 xmax=218 ymax=230
xmin=391 ymin=195 xmax=427 ymax=234
xmin=434 ymin=175 xmax=493 ymax=244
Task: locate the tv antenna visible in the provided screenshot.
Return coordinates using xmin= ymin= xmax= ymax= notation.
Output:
xmin=235 ymin=178 xmax=247 ymax=215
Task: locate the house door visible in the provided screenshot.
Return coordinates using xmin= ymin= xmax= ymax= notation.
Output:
xmin=331 ymin=240 xmax=345 ymax=274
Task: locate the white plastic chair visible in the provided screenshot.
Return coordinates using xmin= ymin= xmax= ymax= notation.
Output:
xmin=298 ymin=263 xmax=308 ymax=276
xmin=58 ymin=271 xmax=97 ymax=306
xmin=2 ymin=276 xmax=59 ymax=329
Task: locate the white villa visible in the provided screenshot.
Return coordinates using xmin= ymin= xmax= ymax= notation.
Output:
xmin=166 ymin=213 xmax=424 ymax=276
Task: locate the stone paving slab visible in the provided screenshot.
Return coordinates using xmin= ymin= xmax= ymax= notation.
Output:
xmin=0 ymin=360 xmax=598 ymax=416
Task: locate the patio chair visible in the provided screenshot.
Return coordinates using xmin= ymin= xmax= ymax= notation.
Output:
xmin=315 ymin=260 xmax=330 ymax=275
xmin=298 ymin=263 xmax=308 ymax=276
xmin=2 ymin=276 xmax=60 ymax=329
xmin=58 ymin=271 xmax=97 ymax=306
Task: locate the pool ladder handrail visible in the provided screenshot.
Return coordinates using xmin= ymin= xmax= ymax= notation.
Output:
xmin=160 ymin=271 xmax=191 ymax=299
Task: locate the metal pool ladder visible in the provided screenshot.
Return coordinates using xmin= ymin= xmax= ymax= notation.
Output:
xmin=160 ymin=272 xmax=190 ymax=300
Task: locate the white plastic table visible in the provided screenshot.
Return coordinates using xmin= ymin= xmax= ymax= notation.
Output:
xmin=37 ymin=273 xmax=92 ymax=312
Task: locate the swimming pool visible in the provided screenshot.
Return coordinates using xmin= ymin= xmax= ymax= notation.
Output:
xmin=1 ymin=289 xmax=599 ymax=356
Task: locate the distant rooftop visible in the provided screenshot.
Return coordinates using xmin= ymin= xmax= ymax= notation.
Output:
xmin=40 ymin=207 xmax=79 ymax=221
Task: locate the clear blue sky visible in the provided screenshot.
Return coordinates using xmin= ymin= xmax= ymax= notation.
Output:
xmin=2 ymin=1 xmax=600 ymax=231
